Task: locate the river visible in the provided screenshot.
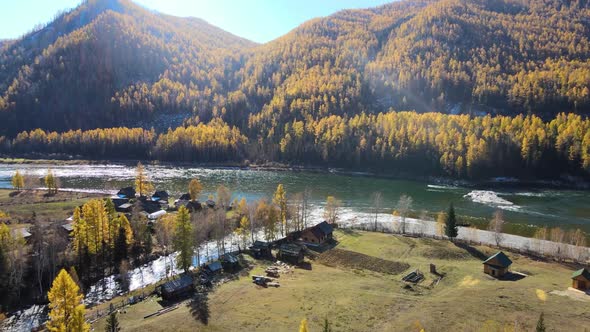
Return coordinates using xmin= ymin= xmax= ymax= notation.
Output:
xmin=0 ymin=163 xmax=589 ymax=232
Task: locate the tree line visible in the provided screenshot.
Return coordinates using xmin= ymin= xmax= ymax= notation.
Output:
xmin=2 ymin=111 xmax=590 ymax=179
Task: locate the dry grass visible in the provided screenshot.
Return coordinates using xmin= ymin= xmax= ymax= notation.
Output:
xmin=92 ymin=230 xmax=590 ymax=332
xmin=318 ymin=248 xmax=409 ymax=274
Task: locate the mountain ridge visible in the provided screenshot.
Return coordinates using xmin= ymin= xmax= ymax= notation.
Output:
xmin=0 ymin=0 xmax=589 ymax=137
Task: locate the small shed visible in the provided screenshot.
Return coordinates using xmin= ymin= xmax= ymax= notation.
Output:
xmin=116 ymin=203 xmax=133 ymax=213
xmin=62 ymin=222 xmax=74 ymax=235
xmin=203 ymin=261 xmax=223 ymax=275
xmin=206 ymin=199 xmax=216 ymax=209
xmin=221 ymin=253 xmax=241 ymax=272
xmin=250 ymin=241 xmax=272 ymax=259
xmin=483 ymin=251 xmax=512 ymax=278
xmin=160 ymin=274 xmax=194 ymax=301
xmin=152 ymin=191 xmax=169 ymax=202
xmin=301 ymin=221 xmax=334 ymax=245
xmin=178 ymin=193 xmax=191 ymax=201
xmin=571 ymin=268 xmax=590 ymax=291
xmin=111 ymin=197 xmax=129 ymax=208
xmin=117 ymin=187 xmax=136 ymax=199
xmin=12 ymin=228 xmax=32 ymax=242
xmin=278 ymin=243 xmax=305 ymax=265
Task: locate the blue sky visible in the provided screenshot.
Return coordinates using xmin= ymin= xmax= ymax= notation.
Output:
xmin=0 ymin=0 xmax=394 ymax=43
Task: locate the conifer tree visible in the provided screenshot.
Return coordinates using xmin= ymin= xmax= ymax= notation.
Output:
xmin=173 ymin=206 xmax=193 ymax=272
xmin=45 ymin=169 xmax=58 ymax=195
xmin=46 ymin=269 xmax=89 ymax=332
xmin=273 ymin=184 xmax=288 ymax=236
xmin=105 ymin=311 xmax=121 ymax=332
xmin=189 ymin=178 xmax=203 ymax=201
xmin=445 ymin=203 xmax=458 ymax=240
xmin=11 ymin=170 xmax=24 ymax=191
xmin=113 ymin=227 xmax=128 ymax=269
xmin=134 ymin=162 xmax=154 ymax=197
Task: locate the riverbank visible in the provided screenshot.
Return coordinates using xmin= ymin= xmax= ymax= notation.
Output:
xmin=2 ymin=156 xmax=589 ymax=190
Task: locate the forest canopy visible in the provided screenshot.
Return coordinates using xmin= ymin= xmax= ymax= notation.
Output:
xmin=2 ymin=112 xmax=589 ymax=179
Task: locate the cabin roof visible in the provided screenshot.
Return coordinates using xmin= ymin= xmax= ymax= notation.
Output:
xmin=572 ymin=268 xmax=590 ymax=280
xmin=117 ymin=187 xmax=136 ymax=198
xmin=280 ymin=243 xmax=304 ymax=256
xmin=483 ymin=251 xmax=512 ymax=268
xmin=251 ymin=240 xmax=270 ymax=249
xmin=222 ymin=253 xmax=239 ymax=264
xmin=62 ymin=223 xmax=74 ymax=232
xmin=153 ymin=190 xmax=169 ymax=198
xmin=178 ymin=193 xmax=191 ymax=201
xmin=304 ymin=221 xmax=333 ymax=239
xmin=205 ymin=261 xmax=223 ymax=272
xmin=12 ymin=228 xmax=32 ymax=239
xmin=161 ymin=274 xmax=193 ymax=294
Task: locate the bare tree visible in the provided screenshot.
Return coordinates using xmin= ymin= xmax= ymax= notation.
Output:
xmin=371 ymin=192 xmax=382 ymax=232
xmin=302 ymin=188 xmax=312 ymax=229
xmin=30 ymin=221 xmax=48 ymax=297
xmin=488 ymin=210 xmax=505 ymax=247
xmin=396 ymin=194 xmax=413 ymax=234
xmin=324 ymin=196 xmax=342 ymax=225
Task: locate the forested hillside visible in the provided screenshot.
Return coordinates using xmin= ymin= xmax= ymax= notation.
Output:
xmin=0 ymin=0 xmax=254 ymax=135
xmin=1 ymin=0 xmax=590 ymax=178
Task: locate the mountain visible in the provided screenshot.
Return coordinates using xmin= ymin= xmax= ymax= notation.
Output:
xmin=1 ymin=0 xmax=589 ymax=138
xmin=0 ymin=0 xmax=255 ymax=136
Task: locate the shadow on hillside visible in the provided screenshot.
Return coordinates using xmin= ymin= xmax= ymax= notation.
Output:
xmin=189 ymin=290 xmax=210 ymax=325
xmin=453 ymin=241 xmax=487 ymax=261
xmin=339 ymin=228 xmax=361 ymax=237
xmin=499 ymin=272 xmax=527 ymax=282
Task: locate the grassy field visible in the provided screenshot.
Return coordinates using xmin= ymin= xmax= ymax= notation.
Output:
xmin=0 ymin=189 xmax=104 ymax=223
xmin=92 ymin=230 xmax=590 ymax=332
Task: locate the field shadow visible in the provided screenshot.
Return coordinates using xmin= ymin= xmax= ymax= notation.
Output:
xmin=499 ymin=272 xmax=527 ymax=282
xmin=189 ymin=291 xmax=210 ymax=325
xmin=296 ymin=262 xmax=313 ymax=270
xmin=339 ymin=228 xmax=361 ymax=237
xmin=453 ymin=241 xmax=487 ymax=261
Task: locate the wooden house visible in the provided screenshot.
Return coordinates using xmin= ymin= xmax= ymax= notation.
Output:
xmin=571 ymin=268 xmax=590 ymax=292
xmin=160 ymin=274 xmax=194 ymax=301
xmin=62 ymin=222 xmax=74 ymax=236
xmin=301 ymin=221 xmax=334 ymax=245
xmin=249 ymin=241 xmax=272 ymax=259
xmin=483 ymin=251 xmax=512 ymax=278
xmin=278 ymin=243 xmax=305 ymax=265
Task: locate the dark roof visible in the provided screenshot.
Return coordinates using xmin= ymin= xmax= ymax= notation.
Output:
xmin=206 ymin=199 xmax=216 ymax=207
xmin=572 ymin=268 xmax=590 ymax=280
xmin=304 ymin=221 xmax=333 ymax=239
xmin=111 ymin=197 xmax=129 ymax=207
xmin=178 ymin=193 xmax=191 ymax=201
xmin=205 ymin=261 xmax=222 ymax=272
xmin=152 ymin=191 xmax=169 ymax=200
xmin=117 ymin=187 xmax=136 ymax=198
xmin=222 ymin=253 xmax=239 ymax=264
xmin=483 ymin=251 xmax=512 ymax=268
xmin=142 ymin=200 xmax=163 ymax=214
xmin=186 ymin=201 xmax=202 ymax=211
xmin=161 ymin=274 xmax=193 ymax=294
xmin=251 ymin=240 xmax=270 ymax=249
xmin=280 ymin=243 xmax=304 ymax=256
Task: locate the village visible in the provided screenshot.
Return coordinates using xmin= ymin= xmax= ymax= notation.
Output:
xmin=0 ymin=164 xmax=590 ymax=332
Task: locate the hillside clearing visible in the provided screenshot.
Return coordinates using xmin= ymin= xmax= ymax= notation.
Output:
xmin=92 ymin=230 xmax=590 ymax=331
